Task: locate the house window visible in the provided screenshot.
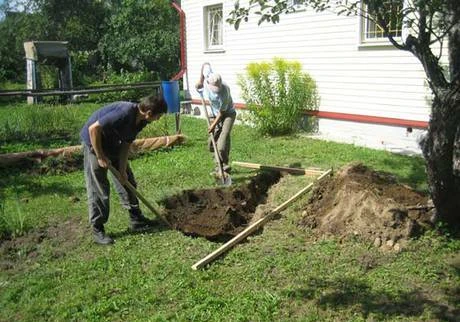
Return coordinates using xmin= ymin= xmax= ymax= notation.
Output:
xmin=204 ymin=4 xmax=223 ymax=50
xmin=288 ymin=0 xmax=306 ymax=11
xmin=362 ymin=0 xmax=403 ymax=43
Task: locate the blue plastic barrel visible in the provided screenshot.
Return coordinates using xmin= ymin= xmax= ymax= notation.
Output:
xmin=161 ymin=80 xmax=180 ymax=113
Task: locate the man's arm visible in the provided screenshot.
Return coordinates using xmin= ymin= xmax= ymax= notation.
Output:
xmin=88 ymin=121 xmax=110 ymax=168
xmin=195 ymin=63 xmax=207 ymax=91
xmin=208 ymin=87 xmax=230 ymax=133
xmin=208 ymin=112 xmax=223 ymax=134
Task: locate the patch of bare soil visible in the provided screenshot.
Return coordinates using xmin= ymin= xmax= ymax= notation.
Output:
xmin=299 ymin=163 xmax=435 ymax=251
xmin=0 ymin=217 xmax=85 ymax=271
xmin=0 ymin=154 xmax=84 ymax=175
xmin=164 ymin=171 xmax=282 ymax=241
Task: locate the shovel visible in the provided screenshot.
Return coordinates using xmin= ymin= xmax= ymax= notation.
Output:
xmin=108 ymin=164 xmax=171 ymax=228
xmin=198 ymin=91 xmax=232 ymax=186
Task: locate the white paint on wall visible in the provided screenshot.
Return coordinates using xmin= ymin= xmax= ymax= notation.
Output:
xmin=311 ymin=118 xmax=426 ymax=155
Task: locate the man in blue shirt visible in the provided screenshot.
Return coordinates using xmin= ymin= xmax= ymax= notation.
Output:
xmin=196 ymin=63 xmax=237 ymax=175
xmin=80 ymin=94 xmax=167 ymax=245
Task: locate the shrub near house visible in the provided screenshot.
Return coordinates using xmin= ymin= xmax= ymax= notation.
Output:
xmin=238 ymin=58 xmax=319 ymax=136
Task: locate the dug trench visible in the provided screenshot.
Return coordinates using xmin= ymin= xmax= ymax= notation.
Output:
xmin=0 ymin=162 xmax=436 ymax=272
xmin=0 ymin=170 xmax=282 ymax=271
xmin=162 ymin=170 xmax=282 ymax=242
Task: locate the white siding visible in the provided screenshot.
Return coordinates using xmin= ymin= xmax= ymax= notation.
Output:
xmin=181 ymin=1 xmax=444 ymax=154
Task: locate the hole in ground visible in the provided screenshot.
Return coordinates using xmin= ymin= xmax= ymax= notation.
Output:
xmin=163 ymin=171 xmax=281 ymax=242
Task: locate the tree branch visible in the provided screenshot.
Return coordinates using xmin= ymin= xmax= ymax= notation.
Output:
xmin=405 ymin=34 xmax=448 ymax=96
xmin=374 ymin=15 xmax=408 ymax=51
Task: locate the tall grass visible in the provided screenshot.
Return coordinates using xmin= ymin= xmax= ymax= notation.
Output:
xmin=0 ymin=197 xmax=30 ymax=238
xmin=0 ymin=102 xmax=174 ymax=153
xmin=0 ymin=104 xmax=84 ymax=142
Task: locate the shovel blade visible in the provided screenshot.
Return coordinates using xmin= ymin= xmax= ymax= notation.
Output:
xmin=222 ymin=175 xmax=232 ymax=187
xmin=213 ymin=171 xmax=232 ymax=186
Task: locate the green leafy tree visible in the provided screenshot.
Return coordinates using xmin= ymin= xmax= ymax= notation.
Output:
xmin=35 ymin=0 xmax=107 ymax=51
xmin=99 ymin=0 xmax=180 ymax=79
xmin=0 ymin=0 xmax=181 ymax=84
xmin=0 ymin=0 xmax=107 ymax=83
xmin=0 ymin=8 xmax=47 ymax=82
xmin=228 ymin=0 xmax=460 ymax=228
xmin=36 ymin=0 xmax=108 ymax=85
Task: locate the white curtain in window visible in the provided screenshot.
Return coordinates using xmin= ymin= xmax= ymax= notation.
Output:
xmin=208 ymin=6 xmax=223 ymax=47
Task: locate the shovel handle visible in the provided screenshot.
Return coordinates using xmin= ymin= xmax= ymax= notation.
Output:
xmin=108 ymin=165 xmax=171 ymax=227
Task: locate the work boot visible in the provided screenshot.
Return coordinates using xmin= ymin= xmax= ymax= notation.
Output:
xmin=129 ymin=213 xmax=156 ymax=232
xmin=92 ymin=225 xmax=114 ymax=245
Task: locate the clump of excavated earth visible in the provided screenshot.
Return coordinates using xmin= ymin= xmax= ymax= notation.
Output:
xmin=299 ymin=163 xmax=434 ymax=251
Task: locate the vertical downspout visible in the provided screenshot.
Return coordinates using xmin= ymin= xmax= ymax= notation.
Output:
xmin=171 ymin=1 xmax=187 ymax=81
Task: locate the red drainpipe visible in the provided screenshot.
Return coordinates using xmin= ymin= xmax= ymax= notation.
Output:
xmin=305 ymin=110 xmax=428 ymax=129
xmin=171 ymin=1 xmax=187 ymax=81
xmin=189 ymin=99 xmax=428 ymax=129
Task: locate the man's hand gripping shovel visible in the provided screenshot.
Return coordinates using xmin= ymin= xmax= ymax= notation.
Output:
xmin=198 ymin=90 xmax=232 ymax=187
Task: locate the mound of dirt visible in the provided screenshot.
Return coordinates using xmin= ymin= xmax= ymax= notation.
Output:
xmin=164 ymin=171 xmax=281 ymax=241
xmin=299 ymin=163 xmax=434 ymax=251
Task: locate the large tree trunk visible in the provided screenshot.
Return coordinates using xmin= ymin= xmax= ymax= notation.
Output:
xmin=417 ymin=2 xmax=460 ymax=228
xmin=421 ymin=87 xmax=460 ymax=227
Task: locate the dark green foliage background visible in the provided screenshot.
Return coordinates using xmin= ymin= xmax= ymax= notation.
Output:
xmin=0 ymin=0 xmax=179 ymax=85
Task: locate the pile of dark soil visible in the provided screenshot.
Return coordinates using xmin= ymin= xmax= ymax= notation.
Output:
xmin=164 ymin=171 xmax=281 ymax=241
xmin=299 ymin=163 xmax=434 ymax=251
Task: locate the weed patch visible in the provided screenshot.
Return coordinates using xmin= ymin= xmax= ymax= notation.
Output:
xmin=0 ymin=197 xmax=32 ymax=239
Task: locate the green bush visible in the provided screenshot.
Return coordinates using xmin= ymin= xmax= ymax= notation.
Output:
xmin=71 ymin=50 xmax=102 ymax=87
xmin=37 ymin=65 xmax=60 ymax=89
xmin=238 ymin=58 xmax=319 ymax=136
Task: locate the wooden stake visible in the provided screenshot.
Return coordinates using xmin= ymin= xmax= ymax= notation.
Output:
xmin=191 ymin=168 xmax=333 ymax=270
xmin=232 ymin=161 xmax=324 ymax=176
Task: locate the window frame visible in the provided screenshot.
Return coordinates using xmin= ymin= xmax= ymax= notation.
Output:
xmin=358 ymin=0 xmax=404 ymax=47
xmin=203 ymin=3 xmax=224 ymax=52
xmin=287 ymin=0 xmax=307 ymax=12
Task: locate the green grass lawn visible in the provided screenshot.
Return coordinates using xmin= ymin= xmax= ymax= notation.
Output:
xmin=0 ymin=102 xmax=459 ymax=321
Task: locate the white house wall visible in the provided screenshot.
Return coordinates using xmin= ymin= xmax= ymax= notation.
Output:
xmin=181 ymin=0 xmax=437 ymax=154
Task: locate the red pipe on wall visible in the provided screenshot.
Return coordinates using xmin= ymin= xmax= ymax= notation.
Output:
xmin=190 ymin=99 xmax=428 ymax=129
xmin=171 ymin=1 xmax=187 ymax=81
xmin=305 ymin=110 xmax=428 ymax=129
